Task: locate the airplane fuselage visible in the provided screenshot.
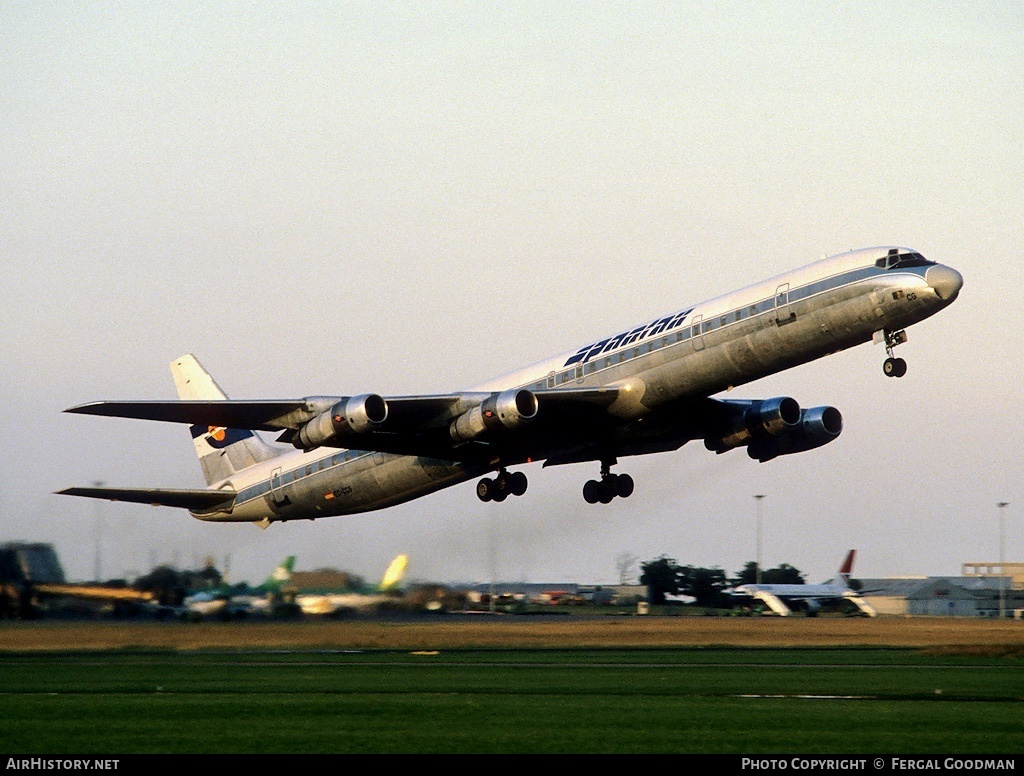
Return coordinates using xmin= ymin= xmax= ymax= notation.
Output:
xmin=200 ymin=246 xmax=961 ymax=524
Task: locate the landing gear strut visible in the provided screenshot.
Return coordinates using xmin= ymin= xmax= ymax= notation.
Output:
xmin=476 ymin=469 xmax=528 ymax=503
xmin=882 ymin=329 xmax=908 ymax=378
xmin=583 ymin=459 xmax=635 ymax=504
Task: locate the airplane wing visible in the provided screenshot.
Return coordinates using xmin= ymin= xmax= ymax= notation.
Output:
xmin=56 ymin=486 xmax=236 ymax=511
xmin=65 ymin=388 xmax=623 ymax=464
xmin=64 ymin=389 xmax=837 ymax=467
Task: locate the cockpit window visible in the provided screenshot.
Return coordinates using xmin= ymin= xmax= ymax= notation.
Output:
xmin=875 ymin=249 xmax=935 ymax=270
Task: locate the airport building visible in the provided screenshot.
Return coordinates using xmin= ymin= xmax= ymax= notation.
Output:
xmin=857 ymin=572 xmax=1024 ymax=618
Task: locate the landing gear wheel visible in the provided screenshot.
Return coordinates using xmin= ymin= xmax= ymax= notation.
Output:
xmin=509 ymin=471 xmax=528 ymax=496
xmin=883 ymin=356 xmax=907 ymax=378
xmin=477 ymin=470 xmax=528 ymax=503
xmin=583 ymin=460 xmax=635 ymax=504
xmin=476 ymin=477 xmax=495 ymax=502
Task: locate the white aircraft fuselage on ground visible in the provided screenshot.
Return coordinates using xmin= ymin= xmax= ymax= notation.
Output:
xmin=60 ymin=247 xmax=962 ymax=527
xmin=732 ymin=550 xmax=876 ymax=616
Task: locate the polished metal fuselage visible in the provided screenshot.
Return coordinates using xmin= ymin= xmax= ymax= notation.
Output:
xmin=204 ymin=247 xmax=960 ymax=523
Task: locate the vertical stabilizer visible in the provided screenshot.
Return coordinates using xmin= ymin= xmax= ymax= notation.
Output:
xmin=264 ymin=556 xmax=295 ymax=591
xmin=170 ymin=354 xmax=279 ymax=485
xmin=379 ymin=554 xmax=409 ymax=592
xmin=836 ymin=550 xmax=856 ymax=588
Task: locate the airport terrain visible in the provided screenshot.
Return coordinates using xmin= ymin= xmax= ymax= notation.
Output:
xmin=3 ymin=615 xmax=1024 ymax=653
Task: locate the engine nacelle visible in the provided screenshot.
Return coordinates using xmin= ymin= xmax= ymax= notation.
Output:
xmin=704 ymin=397 xmax=802 ymax=454
xmin=293 ymin=393 xmax=388 ymax=450
xmin=450 ymin=388 xmax=539 ymax=444
xmin=747 ymin=405 xmax=843 ymax=463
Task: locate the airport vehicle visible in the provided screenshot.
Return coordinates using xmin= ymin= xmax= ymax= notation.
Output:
xmin=295 ymin=554 xmax=408 ymax=616
xmin=732 ymin=550 xmax=876 ymax=616
xmin=58 ymin=246 xmax=961 ymax=525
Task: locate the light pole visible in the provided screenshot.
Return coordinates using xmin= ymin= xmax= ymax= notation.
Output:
xmin=93 ymin=480 xmax=105 ymax=583
xmin=754 ymin=494 xmax=766 ymax=585
xmin=998 ymin=501 xmax=1009 ymax=619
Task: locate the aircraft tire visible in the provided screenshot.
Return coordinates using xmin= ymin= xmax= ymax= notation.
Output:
xmin=476 ymin=478 xmax=494 ymax=502
xmin=509 ymin=471 xmax=528 ymax=496
xmin=615 ymin=473 xmax=634 ymax=498
xmin=884 ymin=357 xmax=907 ymax=378
xmin=583 ymin=480 xmax=601 ymax=504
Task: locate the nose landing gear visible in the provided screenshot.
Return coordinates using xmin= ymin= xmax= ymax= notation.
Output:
xmin=882 ymin=329 xmax=908 ymax=378
xmin=583 ymin=459 xmax=635 ymax=504
xmin=476 ymin=469 xmax=528 ymax=503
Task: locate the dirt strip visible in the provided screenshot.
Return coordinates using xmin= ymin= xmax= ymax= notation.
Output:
xmin=3 ymin=616 xmax=1024 ymax=652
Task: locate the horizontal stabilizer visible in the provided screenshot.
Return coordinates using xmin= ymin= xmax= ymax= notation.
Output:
xmin=56 ymin=486 xmax=236 ymax=511
xmin=64 ymin=400 xmax=315 ymax=432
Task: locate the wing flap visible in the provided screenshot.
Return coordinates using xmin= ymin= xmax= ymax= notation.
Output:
xmin=57 ymin=486 xmax=236 ymax=511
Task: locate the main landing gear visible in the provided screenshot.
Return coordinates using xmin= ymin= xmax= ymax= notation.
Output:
xmin=583 ymin=459 xmax=634 ymax=505
xmin=882 ymin=328 xmax=908 ymax=378
xmin=476 ymin=469 xmax=528 ymax=503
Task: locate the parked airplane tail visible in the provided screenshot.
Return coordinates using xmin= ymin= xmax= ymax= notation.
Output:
xmin=379 ymin=554 xmax=409 ymax=592
xmin=835 ymin=549 xmax=856 ymax=588
xmin=170 ymin=355 xmax=280 ymax=485
xmin=264 ymin=555 xmax=295 ymax=590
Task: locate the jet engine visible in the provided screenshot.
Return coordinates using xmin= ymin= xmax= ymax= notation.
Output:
xmin=746 ymin=405 xmax=843 ymax=463
xmin=293 ymin=393 xmax=389 ymax=450
xmin=450 ymin=388 xmax=538 ymax=444
xmin=704 ymin=397 xmax=802 ymax=454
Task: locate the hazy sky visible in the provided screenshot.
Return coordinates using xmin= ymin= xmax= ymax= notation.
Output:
xmin=3 ymin=2 xmax=1022 ymax=587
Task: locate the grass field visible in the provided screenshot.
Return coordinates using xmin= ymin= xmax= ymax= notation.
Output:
xmin=2 ymin=616 xmax=1023 ymax=753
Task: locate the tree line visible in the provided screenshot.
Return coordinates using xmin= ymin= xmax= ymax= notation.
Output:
xmin=639 ymin=556 xmax=806 ymax=607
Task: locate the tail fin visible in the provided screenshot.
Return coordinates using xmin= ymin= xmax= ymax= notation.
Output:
xmin=264 ymin=556 xmax=295 ymax=590
xmin=378 ymin=554 xmax=409 ymax=592
xmin=836 ymin=550 xmax=856 ymax=588
xmin=170 ymin=354 xmax=279 ymax=485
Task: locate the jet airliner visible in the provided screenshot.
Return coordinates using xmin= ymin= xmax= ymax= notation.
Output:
xmin=732 ymin=550 xmax=876 ymax=617
xmin=296 ymin=554 xmax=409 ymax=616
xmin=59 ymin=247 xmax=962 ymax=526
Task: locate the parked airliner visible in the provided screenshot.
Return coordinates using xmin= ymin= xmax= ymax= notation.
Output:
xmin=59 ymin=247 xmax=961 ymax=527
xmin=732 ymin=550 xmax=876 ymax=617
xmin=296 ymin=554 xmax=409 ymax=616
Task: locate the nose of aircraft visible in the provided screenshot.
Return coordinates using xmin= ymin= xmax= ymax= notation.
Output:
xmin=925 ymin=265 xmax=964 ymax=302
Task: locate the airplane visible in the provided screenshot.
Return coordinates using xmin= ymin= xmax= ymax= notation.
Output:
xmin=183 ymin=555 xmax=295 ymax=619
xmin=295 ymin=553 xmax=408 ymax=616
xmin=731 ymin=550 xmax=876 ymax=617
xmin=58 ymin=246 xmax=962 ymax=524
